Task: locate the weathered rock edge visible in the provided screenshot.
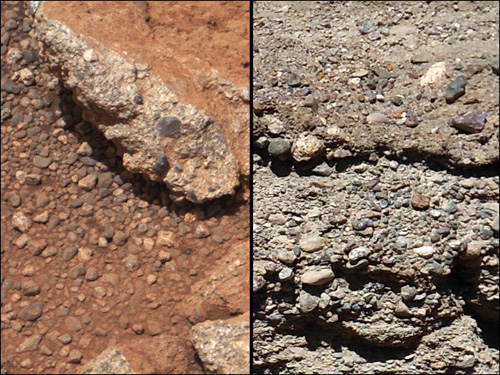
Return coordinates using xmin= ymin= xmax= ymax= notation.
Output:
xmin=30 ymin=2 xmax=240 ymax=203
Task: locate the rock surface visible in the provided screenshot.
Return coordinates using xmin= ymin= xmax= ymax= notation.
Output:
xmin=191 ymin=316 xmax=250 ymax=374
xmin=253 ymin=2 xmax=498 ymax=373
xmin=31 ymin=1 xmax=249 ymax=203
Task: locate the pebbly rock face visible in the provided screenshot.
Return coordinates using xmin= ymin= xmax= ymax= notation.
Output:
xmin=30 ymin=1 xmax=249 ymax=203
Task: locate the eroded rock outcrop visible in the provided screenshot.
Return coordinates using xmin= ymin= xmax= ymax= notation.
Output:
xmin=30 ymin=1 xmax=249 ymax=203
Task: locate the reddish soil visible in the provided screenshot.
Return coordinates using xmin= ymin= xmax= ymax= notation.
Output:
xmin=41 ymin=1 xmax=251 ymax=176
xmin=0 ymin=1 xmax=249 ymax=374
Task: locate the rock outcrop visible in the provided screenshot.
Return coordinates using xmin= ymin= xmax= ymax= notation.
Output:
xmin=30 ymin=1 xmax=249 ymax=203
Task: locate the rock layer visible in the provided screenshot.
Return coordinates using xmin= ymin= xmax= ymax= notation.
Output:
xmin=31 ymin=1 xmax=249 ymax=203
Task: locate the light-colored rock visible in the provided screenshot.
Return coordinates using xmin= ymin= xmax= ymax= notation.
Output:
xmin=191 ymin=318 xmax=250 ymax=374
xmin=299 ymin=232 xmax=325 ymax=252
xmin=420 ymin=61 xmax=449 ymax=87
xmin=79 ymin=347 xmax=136 ymax=374
xmin=156 ymin=231 xmax=175 ymax=247
xmin=301 ymin=268 xmax=335 ymax=286
xmin=413 ymin=246 xmax=435 ymax=259
xmin=12 ymin=212 xmax=31 ymax=233
xmin=32 ymin=1 xmax=249 ymax=202
xmin=291 ymin=134 xmax=325 ymax=162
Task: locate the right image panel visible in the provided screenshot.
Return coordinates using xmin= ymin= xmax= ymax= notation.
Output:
xmin=252 ymin=1 xmax=500 ymax=374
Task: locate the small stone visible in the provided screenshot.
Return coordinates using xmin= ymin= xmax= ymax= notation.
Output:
xmin=268 ymin=138 xmax=291 ymax=160
xmin=348 ymin=247 xmax=371 ymax=262
xmin=16 ymin=334 xmax=42 ymax=353
xmin=15 ymin=234 xmax=29 ymax=249
xmin=301 ymin=268 xmax=334 ymax=286
xmin=490 ymin=56 xmax=499 ymax=75
xmin=413 ymin=246 xmax=435 ymax=258
xmin=299 ymin=233 xmax=325 ymax=252
xmin=291 ymin=135 xmax=324 ymax=162
xmin=287 ymin=72 xmax=301 ymax=87
xmin=278 ymin=267 xmax=293 ymax=281
xmin=411 ymin=52 xmax=430 ymax=64
xmin=157 ymin=231 xmax=175 ymax=247
xmin=63 ymin=247 xmax=79 ymax=261
xmin=58 ymin=334 xmax=73 ymax=345
xmin=83 ymin=49 xmax=97 ymax=62
xmin=65 ymin=317 xmax=83 ymax=332
xmin=19 ymin=303 xmax=43 ymax=321
xmin=33 ymin=155 xmax=52 ymax=169
xmin=78 ymin=173 xmax=97 ymax=191
xmin=123 ymin=254 xmax=139 ymax=272
xmin=395 ymin=300 xmax=411 ymax=317
xmin=94 ymin=286 xmax=107 ymax=299
xmin=411 ymin=193 xmax=431 ymax=210
xmin=12 ymin=212 xmax=31 ymax=233
xmin=19 ymin=68 xmax=35 ymax=86
xmin=367 ymin=112 xmax=389 ymax=124
xmin=401 ymin=285 xmax=418 ymax=301
xmin=445 ymin=75 xmax=467 ymax=104
xmin=146 ymin=274 xmax=157 ymax=285
xmin=158 ymin=250 xmax=172 ymax=262
xmin=358 ymin=20 xmax=375 ymax=34
xmin=33 ymin=211 xmax=50 ymax=223
xmin=298 ymin=291 xmax=319 ymax=313
xmin=76 ymin=142 xmax=93 ymax=156
xmin=28 ymin=238 xmax=47 ymax=256
xmin=132 ymin=323 xmax=144 ymax=335
xmin=85 ymin=267 xmax=99 ymax=281
xmin=68 ymin=349 xmax=83 ymax=364
xmin=461 ymin=241 xmax=484 ymax=260
xmin=277 ymin=250 xmax=296 ymax=264
xmin=146 ymin=321 xmax=163 ymax=336
xmin=1 ymin=77 xmax=20 ymax=94
xmin=113 ymin=231 xmax=128 ymax=246
xmin=449 ymin=110 xmax=487 ymax=134
xmin=352 ymin=69 xmax=369 ymax=78
xmin=21 ymin=280 xmax=40 ymax=296
xmin=25 ymin=173 xmax=42 ymax=185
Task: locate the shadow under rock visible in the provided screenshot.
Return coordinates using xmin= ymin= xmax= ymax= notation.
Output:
xmin=301 ymin=320 xmax=420 ymax=362
xmin=53 ymin=86 xmax=245 ymax=219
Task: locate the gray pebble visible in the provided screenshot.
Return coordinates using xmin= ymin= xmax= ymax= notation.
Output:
xmin=445 ymin=75 xmax=467 ymax=104
xmin=19 ymin=303 xmax=43 ymax=321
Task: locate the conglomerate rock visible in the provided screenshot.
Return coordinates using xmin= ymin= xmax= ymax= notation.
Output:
xmin=30 ymin=1 xmax=249 ymax=203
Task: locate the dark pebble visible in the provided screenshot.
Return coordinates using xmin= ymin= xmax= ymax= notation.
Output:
xmin=23 ymin=51 xmax=37 ymax=64
xmin=449 ymin=110 xmax=487 ymax=134
xmin=445 ymin=75 xmax=467 ymax=104
xmin=1 ymin=78 xmax=21 ymax=94
xmin=268 ymin=138 xmax=291 ymax=159
xmin=63 ymin=247 xmax=79 ymax=261
xmin=104 ymin=225 xmax=115 ymax=241
xmin=81 ymin=157 xmax=97 ymax=166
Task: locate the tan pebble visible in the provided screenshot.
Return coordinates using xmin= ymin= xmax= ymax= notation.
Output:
xmin=21 ymin=265 xmax=36 ymax=276
xmin=143 ymin=238 xmax=154 ymax=250
xmin=158 ymin=250 xmax=172 ymax=262
xmin=59 ymin=347 xmax=70 ymax=357
xmin=98 ymin=237 xmax=108 ymax=248
xmin=146 ymin=274 xmax=157 ymax=285
xmin=68 ymin=349 xmax=82 ymax=364
xmin=184 ymin=213 xmax=196 ymax=223
xmin=11 ymin=293 xmax=22 ymax=302
xmin=15 ymin=234 xmax=29 ymax=249
xmin=157 ymin=231 xmax=175 ymax=247
xmin=33 ymin=211 xmax=50 ymax=223
xmin=40 ymin=345 xmax=53 ymax=356
xmin=78 ymin=247 xmax=93 ymax=262
xmin=20 ymin=358 xmax=33 ymax=369
xmin=132 ymin=323 xmax=144 ymax=334
xmin=137 ymin=200 xmax=149 ymax=208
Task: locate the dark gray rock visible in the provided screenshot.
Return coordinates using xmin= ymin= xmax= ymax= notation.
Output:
xmin=449 ymin=110 xmax=487 ymax=134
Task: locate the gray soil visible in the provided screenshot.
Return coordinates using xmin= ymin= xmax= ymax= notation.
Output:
xmin=253 ymin=1 xmax=499 ymax=374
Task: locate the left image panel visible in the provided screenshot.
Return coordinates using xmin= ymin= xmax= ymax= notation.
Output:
xmin=1 ymin=1 xmax=250 ymax=374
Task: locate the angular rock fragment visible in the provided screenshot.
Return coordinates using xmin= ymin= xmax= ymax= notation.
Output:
xmin=449 ymin=110 xmax=487 ymax=134
xmin=31 ymin=1 xmax=249 ymax=203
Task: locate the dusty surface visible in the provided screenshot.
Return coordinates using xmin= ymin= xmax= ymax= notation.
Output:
xmin=253 ymin=1 xmax=499 ymax=374
xmin=1 ymin=1 xmax=249 ymax=374
xmin=41 ymin=1 xmax=250 ymax=180
xmin=30 ymin=1 xmax=250 ymax=203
